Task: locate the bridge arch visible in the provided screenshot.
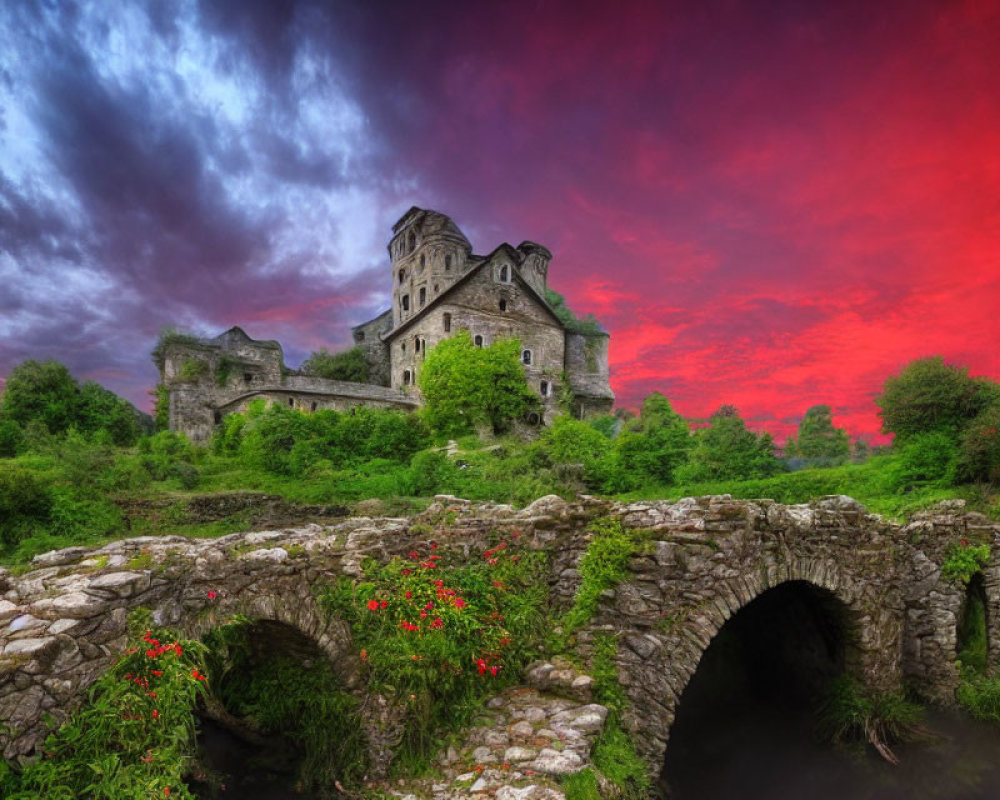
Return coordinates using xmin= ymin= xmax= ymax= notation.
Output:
xmin=612 ymin=551 xmax=902 ymax=779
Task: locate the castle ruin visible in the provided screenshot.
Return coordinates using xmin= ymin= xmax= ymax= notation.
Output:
xmin=160 ymin=207 xmax=613 ymax=443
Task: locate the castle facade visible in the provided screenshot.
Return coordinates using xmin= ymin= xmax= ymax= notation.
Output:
xmin=161 ymin=207 xmax=613 ymax=443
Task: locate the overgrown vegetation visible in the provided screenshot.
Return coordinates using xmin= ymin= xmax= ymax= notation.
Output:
xmin=202 ymin=619 xmax=367 ymax=793
xmin=318 ymin=535 xmax=549 ymax=771
xmin=300 ymin=347 xmax=370 ymax=383
xmin=545 ymin=289 xmax=605 ymax=335
xmin=941 ymin=541 xmax=991 ymax=585
xmin=0 ymin=610 xmax=208 ymax=799
xmin=560 ymin=518 xmax=637 ymax=636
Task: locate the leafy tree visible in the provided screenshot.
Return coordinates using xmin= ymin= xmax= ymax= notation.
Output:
xmin=613 ymin=392 xmax=691 ymax=485
xmin=301 ymin=347 xmax=370 ymax=383
xmin=889 ymin=430 xmax=958 ymax=490
xmin=956 ymin=405 xmax=1000 ymax=484
xmin=788 ymin=405 xmax=850 ymax=463
xmin=675 ymin=406 xmax=781 ymax=483
xmin=77 ymin=381 xmax=142 ymax=445
xmin=0 ymin=360 xmax=81 ymax=434
xmin=0 ymin=419 xmax=24 ymax=458
xmin=419 ymin=331 xmax=538 ymax=435
xmin=876 ymin=357 xmax=1000 ymax=442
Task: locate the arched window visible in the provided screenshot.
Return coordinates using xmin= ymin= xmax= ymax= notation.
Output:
xmin=403 ymin=369 xmax=412 ymax=385
xmin=419 ymin=287 xmax=426 ymax=306
xmin=399 ymin=269 xmax=406 ymax=284
xmin=522 ymin=349 xmax=532 ymax=365
xmin=445 ymin=254 xmax=452 ymax=270
xmin=357 ymin=331 xmax=365 ymax=342
xmin=499 ymin=264 xmax=509 ymax=283
xmin=401 ymin=342 xmax=406 ymax=353
xmin=499 ymin=299 xmax=508 ymax=312
xmin=433 ymin=284 xmax=439 ymax=294
xmin=408 ymin=232 xmax=415 ymax=251
xmin=288 ymin=397 xmax=294 ymax=407
xmin=443 ymin=313 xmax=452 ymax=332
xmin=474 ymin=335 xmax=484 ymax=347
xmin=401 ymin=294 xmax=410 ymax=311
xmin=311 ymin=401 xmax=317 ymax=412
xmin=420 ymin=254 xmax=426 ymax=270
xmin=540 ymin=380 xmax=549 ymax=397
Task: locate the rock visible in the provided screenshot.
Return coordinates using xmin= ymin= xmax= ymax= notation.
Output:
xmin=3 ymin=637 xmax=55 ymax=657
xmin=496 ymin=784 xmax=565 ymax=800
xmin=472 ymin=746 xmax=496 ymax=763
xmin=510 ymin=720 xmax=534 ymax=738
xmin=87 ymin=571 xmax=151 ymax=597
xmin=239 ymin=547 xmax=289 ymax=564
xmin=31 ymin=592 xmax=109 ymax=619
xmin=527 ymin=748 xmax=584 ymax=775
xmin=504 ymin=746 xmax=537 ymax=762
xmin=31 ymin=547 xmax=89 ymax=568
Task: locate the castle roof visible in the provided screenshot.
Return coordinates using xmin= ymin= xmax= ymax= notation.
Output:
xmin=381 ymin=247 xmax=564 ymax=342
xmin=391 ymin=206 xmax=472 ymax=251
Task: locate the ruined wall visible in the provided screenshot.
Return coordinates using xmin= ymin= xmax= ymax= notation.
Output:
xmin=352 ymin=309 xmax=393 ymax=387
xmin=564 ymin=331 xmax=614 ymax=417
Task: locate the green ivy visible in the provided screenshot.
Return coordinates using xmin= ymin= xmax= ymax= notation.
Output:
xmin=560 ymin=518 xmax=636 ymax=636
xmin=941 ymin=542 xmax=990 ymax=584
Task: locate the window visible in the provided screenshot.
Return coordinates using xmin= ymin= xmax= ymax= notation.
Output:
xmin=408 ymin=232 xmax=415 ymax=251
xmin=414 ymin=335 xmax=420 ymax=352
xmin=213 ymin=410 xmax=222 ymax=424
xmin=357 ymin=331 xmax=365 ymax=342
xmin=474 ymin=335 xmax=483 ymax=347
xmin=433 ymin=284 xmax=439 ymax=293
xmin=399 ymin=269 xmax=406 ymax=284
xmin=403 ymin=369 xmax=412 ymax=385
xmin=401 ymin=294 xmax=410 ymax=311
xmin=522 ymin=349 xmax=532 ymax=365
xmin=540 ymin=380 xmax=549 ymax=397
xmin=243 ymin=372 xmax=253 ymax=384
xmin=311 ymin=401 xmax=317 ymax=412
xmin=288 ymin=397 xmax=294 ymax=407
xmin=499 ymin=264 xmax=509 ymax=283
xmin=401 ymin=342 xmax=406 ymax=353
xmin=499 ymin=299 xmax=507 ymax=312
xmin=419 ymin=287 xmax=426 ymax=306
xmin=420 ymin=254 xmax=426 ymax=270
xmin=445 ymin=254 xmax=452 ymax=270
xmin=443 ymin=313 xmax=452 ymax=332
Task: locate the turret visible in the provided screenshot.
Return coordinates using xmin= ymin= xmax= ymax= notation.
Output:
xmin=516 ymin=241 xmax=552 ymax=297
xmin=389 ymin=207 xmax=472 ymax=327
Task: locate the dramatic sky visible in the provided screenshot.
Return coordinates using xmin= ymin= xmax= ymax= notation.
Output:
xmin=1 ymin=0 xmax=998 ymax=441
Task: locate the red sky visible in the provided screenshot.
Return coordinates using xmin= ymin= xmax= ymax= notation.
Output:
xmin=1 ymin=0 xmax=998 ymax=442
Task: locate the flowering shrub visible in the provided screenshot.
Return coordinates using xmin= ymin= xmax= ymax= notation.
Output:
xmin=0 ymin=609 xmax=208 ymax=800
xmin=320 ymin=533 xmax=548 ymax=767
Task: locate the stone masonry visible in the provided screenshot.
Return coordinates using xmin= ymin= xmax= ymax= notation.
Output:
xmin=1 ymin=494 xmax=998 ymax=790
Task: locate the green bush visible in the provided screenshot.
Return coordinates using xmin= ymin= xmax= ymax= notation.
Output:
xmin=957 ymin=404 xmax=1000 ymax=484
xmin=889 ymin=430 xmax=958 ymax=490
xmin=818 ymin=675 xmax=923 ymax=747
xmin=941 ymin=542 xmax=990 ymax=585
xmin=675 ymin=406 xmax=781 ymax=483
xmin=561 ymin=518 xmax=636 ymax=635
xmin=0 ymin=466 xmax=53 ymax=546
xmin=0 ymin=419 xmax=24 ymax=457
xmin=301 ymin=346 xmax=370 ymax=383
xmin=957 ymin=669 xmax=1000 ymax=724
xmin=407 ymin=449 xmax=459 ymax=496
xmin=0 ymin=611 xmax=208 ymax=799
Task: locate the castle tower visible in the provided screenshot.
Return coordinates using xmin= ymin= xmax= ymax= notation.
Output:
xmin=516 ymin=241 xmax=552 ymax=298
xmin=388 ymin=207 xmax=473 ymax=327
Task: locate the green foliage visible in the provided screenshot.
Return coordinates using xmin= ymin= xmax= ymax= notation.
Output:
xmin=941 ymin=542 xmax=990 ymax=585
xmin=818 ymin=675 xmax=924 ymax=747
xmin=407 ymin=449 xmax=460 ymax=496
xmin=0 ymin=360 xmax=81 ymax=435
xmin=203 ymin=619 xmax=368 ymax=791
xmin=787 ymin=405 xmax=850 ymax=464
xmin=562 ymin=768 xmax=603 ymax=800
xmin=876 ymin=356 xmax=1000 ymax=442
xmin=0 ymin=418 xmax=25 ymax=457
xmin=177 ymin=358 xmax=208 ymax=383
xmin=544 ymin=289 xmax=604 ymax=335
xmin=319 ymin=536 xmax=548 ymax=767
xmin=150 ymin=383 xmax=170 ymax=431
xmin=675 ymin=405 xmax=781 ymax=483
xmin=957 ymin=583 xmax=988 ymax=674
xmin=536 ymin=415 xmax=612 ymax=489
xmin=957 ymin=668 xmax=1000 ymax=724
xmin=301 ymin=347 xmax=370 ymax=383
xmin=889 ymin=430 xmax=958 ymax=490
xmin=151 ymin=328 xmax=202 ymax=371
xmin=419 ymin=331 xmax=538 ymax=436
xmin=561 ymin=519 xmax=636 ymax=635
xmin=612 ymin=393 xmax=692 ymax=488
xmin=77 ymin=381 xmax=144 ymax=445
xmin=0 ymin=465 xmax=53 ymax=546
xmin=0 ymin=611 xmax=208 ymax=799
xmin=957 ymin=404 xmax=1000 ymax=484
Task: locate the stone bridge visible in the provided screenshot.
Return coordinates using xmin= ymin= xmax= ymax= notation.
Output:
xmin=1 ymin=494 xmax=998 ymax=788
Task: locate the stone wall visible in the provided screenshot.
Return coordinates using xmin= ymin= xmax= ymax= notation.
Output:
xmin=2 ymin=494 xmax=996 ymax=782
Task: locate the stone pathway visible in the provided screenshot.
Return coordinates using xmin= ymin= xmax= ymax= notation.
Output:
xmin=381 ymin=659 xmax=607 ymax=800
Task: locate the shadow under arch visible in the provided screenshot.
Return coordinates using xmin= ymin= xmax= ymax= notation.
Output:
xmin=958 ymin=572 xmax=990 ymax=673
xmin=659 ymin=579 xmax=864 ymax=800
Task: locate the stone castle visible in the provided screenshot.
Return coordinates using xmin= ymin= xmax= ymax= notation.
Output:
xmin=161 ymin=207 xmax=613 ymax=442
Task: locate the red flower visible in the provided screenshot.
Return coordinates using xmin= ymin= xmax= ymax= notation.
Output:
xmin=367 ymin=599 xmax=380 ymax=611
xmin=476 ymin=658 xmax=487 ymax=675
xmin=380 ymin=599 xmax=389 ymax=609
xmin=405 ymin=591 xmax=413 ymax=599
xmin=434 ymin=580 xmax=444 ymax=587
xmin=174 ymin=644 xmax=182 ymax=656
xmin=962 ymin=539 xmax=969 ymax=547
xmin=490 ymin=665 xmax=500 ymax=677
xmin=430 ymin=541 xmax=438 ymax=551
xmin=431 ymin=618 xmax=443 ymax=629
xmin=429 ymin=555 xmax=440 ymax=561
xmin=207 ymin=590 xmax=218 ymax=600
xmin=454 ymin=598 xmax=467 ymax=610
xmin=420 ymin=612 xmax=428 ymax=619
xmin=152 ymin=709 xmax=160 ymax=719
xmin=191 ymin=669 xmax=207 ymax=681
xmin=146 ymin=649 xmax=157 ymax=658
xmin=152 ymin=670 xmax=163 ymax=677
xmin=164 ymin=789 xmax=171 ymax=797
xmin=360 ymin=649 xmax=368 ymax=662
xmin=402 ymin=568 xmax=413 ymax=576
xmin=424 ymin=601 xmax=434 ymax=610
xmin=409 ymin=550 xmax=419 ymax=560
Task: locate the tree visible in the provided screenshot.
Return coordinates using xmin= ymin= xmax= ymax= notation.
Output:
xmin=419 ymin=331 xmax=537 ymax=435
xmin=613 ymin=392 xmax=691 ymax=485
xmin=301 ymin=347 xmax=370 ymax=383
xmin=876 ymin=357 xmax=1000 ymax=442
xmin=77 ymin=381 xmax=143 ymax=445
xmin=0 ymin=360 xmax=81 ymax=434
xmin=789 ymin=405 xmax=850 ymax=463
xmin=956 ymin=405 xmax=1000 ymax=484
xmin=675 ymin=406 xmax=781 ymax=483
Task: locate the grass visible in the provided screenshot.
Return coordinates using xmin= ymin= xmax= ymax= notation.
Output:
xmin=817 ymin=675 xmax=925 ymax=752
